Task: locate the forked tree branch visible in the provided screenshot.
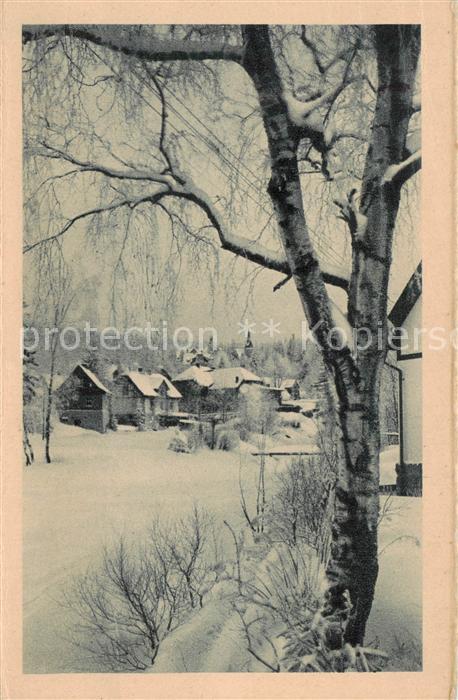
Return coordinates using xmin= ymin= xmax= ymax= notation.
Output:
xmin=26 ymin=146 xmax=350 ymax=289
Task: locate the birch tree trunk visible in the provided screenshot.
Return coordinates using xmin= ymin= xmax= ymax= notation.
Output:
xmin=242 ymin=24 xmax=420 ymax=647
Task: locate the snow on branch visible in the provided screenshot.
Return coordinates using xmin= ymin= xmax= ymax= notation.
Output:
xmin=27 ymin=144 xmax=349 ymax=290
xmin=23 ymin=193 xmax=164 ymax=253
xmin=34 ymin=143 xmax=183 ymax=187
xmin=333 ymin=188 xmax=367 ymax=239
xmin=411 ymin=93 xmax=421 ymax=113
xmin=282 ymin=78 xmax=360 ymax=181
xmin=168 ymin=179 xmax=291 ymax=275
xmin=299 ymin=26 xmax=356 ymax=77
xmin=381 ymin=150 xmax=421 ymax=187
xmin=174 ymin=178 xmax=349 ymax=289
xmin=22 ymin=25 xmax=244 ymax=63
xmin=283 ymin=82 xmax=349 ymax=132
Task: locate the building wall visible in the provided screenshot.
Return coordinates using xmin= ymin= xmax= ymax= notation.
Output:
xmin=399 ymin=297 xmax=422 ymax=465
xmin=111 ymin=376 xmax=149 ymax=417
xmin=57 ymin=366 xmax=110 ymax=433
xmin=62 ymin=406 xmax=109 ymax=433
xmin=402 ymin=297 xmax=422 ymax=354
xmin=402 ymin=356 xmax=422 ymax=464
xmin=173 ymin=381 xmax=205 ymax=413
xmin=58 ymin=371 xmax=105 ymax=411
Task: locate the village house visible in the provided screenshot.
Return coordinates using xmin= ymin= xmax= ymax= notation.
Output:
xmin=262 ymin=376 xmax=301 ymax=401
xmin=388 ymin=262 xmax=422 ymax=495
xmin=209 ymin=367 xmax=263 ymax=393
xmin=172 ymin=365 xmax=214 ymax=413
xmin=206 ymin=367 xmax=265 ymax=416
xmin=111 ymin=370 xmax=182 ymax=424
xmin=176 ymin=347 xmax=214 ymax=367
xmin=56 ymin=364 xmax=111 ymax=433
xmin=173 ymin=365 xmax=265 ymax=416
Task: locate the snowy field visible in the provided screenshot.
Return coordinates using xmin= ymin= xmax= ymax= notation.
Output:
xmin=23 ymin=425 xmax=421 ymax=673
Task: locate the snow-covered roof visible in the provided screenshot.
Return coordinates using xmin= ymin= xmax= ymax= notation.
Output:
xmin=262 ymin=377 xmax=298 ymax=390
xmin=281 ymin=379 xmax=298 ymax=390
xmin=173 ymin=366 xmax=215 ymax=387
xmin=209 ymin=367 xmax=262 ymax=390
xmin=149 ymin=373 xmax=182 ymax=399
xmin=78 ymin=365 xmax=111 ymax=394
xmin=181 ymin=348 xmax=213 ymax=365
xmin=125 ymin=371 xmax=181 ymax=398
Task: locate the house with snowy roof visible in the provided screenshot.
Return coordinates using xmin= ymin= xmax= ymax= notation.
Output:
xmin=172 ymin=365 xmax=215 ymax=413
xmin=262 ymin=376 xmax=301 ymax=400
xmin=208 ymin=367 xmax=263 ymax=392
xmin=203 ymin=367 xmax=265 ymax=418
xmin=111 ymin=370 xmax=182 ymax=424
xmin=388 ymin=262 xmax=422 ymax=495
xmin=56 ymin=363 xmax=112 ymax=433
xmin=173 ymin=365 xmax=264 ymax=415
xmin=176 ymin=347 xmax=214 ymax=367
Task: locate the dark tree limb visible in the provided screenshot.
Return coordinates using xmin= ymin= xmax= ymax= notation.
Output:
xmin=23 ymin=25 xmax=244 ymax=63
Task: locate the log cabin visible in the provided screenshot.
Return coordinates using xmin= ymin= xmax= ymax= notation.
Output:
xmin=111 ymin=370 xmax=182 ymax=424
xmin=56 ymin=364 xmax=111 ymax=433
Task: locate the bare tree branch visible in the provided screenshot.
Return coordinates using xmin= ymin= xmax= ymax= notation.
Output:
xmin=22 ymin=193 xmax=165 ymax=253
xmin=32 ymin=143 xmax=181 ymax=186
xmin=27 ymin=144 xmax=350 ymax=289
xmin=23 ymin=25 xmax=244 ymax=62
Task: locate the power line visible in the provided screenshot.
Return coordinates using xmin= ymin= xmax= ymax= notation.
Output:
xmin=127 ymin=64 xmax=348 ymax=271
xmin=163 ymin=96 xmax=347 ymax=269
xmin=161 ymin=81 xmax=264 ymax=188
xmin=163 ymin=83 xmax=346 ymax=264
xmin=90 ymin=51 xmax=348 ymax=273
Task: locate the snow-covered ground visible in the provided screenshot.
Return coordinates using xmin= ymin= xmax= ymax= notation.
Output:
xmin=380 ymin=444 xmax=400 ymax=486
xmin=23 ymin=424 xmax=277 ymax=672
xmin=23 ymin=426 xmax=421 ymax=673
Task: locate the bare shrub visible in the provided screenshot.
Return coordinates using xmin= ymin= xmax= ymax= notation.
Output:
xmin=150 ymin=506 xmax=221 ymax=609
xmin=245 ymin=542 xmax=324 ymax=631
xmin=168 ymin=430 xmax=191 ymax=453
xmin=64 ymin=507 xmax=220 ymax=671
xmin=269 ymin=456 xmax=335 ymax=563
xmin=216 ymin=428 xmax=240 ymax=451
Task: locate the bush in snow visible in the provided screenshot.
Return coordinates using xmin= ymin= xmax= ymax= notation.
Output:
xmin=168 ymin=430 xmax=191 ymax=453
xmin=64 ymin=506 xmax=221 ymax=671
xmin=269 ymin=455 xmax=335 ymax=562
xmin=239 ymin=386 xmax=278 ymax=437
xmin=187 ymin=425 xmax=204 ymax=452
xmin=216 ymin=428 xmax=240 ymax=451
xmin=134 ymin=408 xmax=147 ymax=431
